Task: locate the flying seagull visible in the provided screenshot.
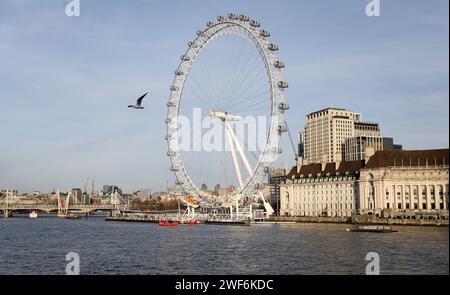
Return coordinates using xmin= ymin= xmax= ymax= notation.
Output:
xmin=128 ymin=92 xmax=147 ymax=109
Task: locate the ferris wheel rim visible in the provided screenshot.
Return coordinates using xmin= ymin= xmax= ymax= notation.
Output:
xmin=165 ymin=15 xmax=288 ymax=208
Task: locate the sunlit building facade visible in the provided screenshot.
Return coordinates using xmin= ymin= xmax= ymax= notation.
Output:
xmin=359 ymin=149 xmax=449 ymax=216
xmin=280 ymin=149 xmax=449 ymax=219
xmin=280 ymin=161 xmax=363 ymax=217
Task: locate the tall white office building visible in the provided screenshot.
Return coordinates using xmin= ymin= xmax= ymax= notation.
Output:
xmin=302 ymin=108 xmax=382 ymax=164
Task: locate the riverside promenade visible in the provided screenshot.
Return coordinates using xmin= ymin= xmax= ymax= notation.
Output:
xmin=267 ymin=215 xmax=449 ymax=226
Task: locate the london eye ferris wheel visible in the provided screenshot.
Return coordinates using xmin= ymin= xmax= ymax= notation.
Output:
xmin=165 ymin=14 xmax=289 ymax=211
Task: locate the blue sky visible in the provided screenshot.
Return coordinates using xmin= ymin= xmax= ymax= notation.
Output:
xmin=0 ymin=0 xmax=448 ymax=193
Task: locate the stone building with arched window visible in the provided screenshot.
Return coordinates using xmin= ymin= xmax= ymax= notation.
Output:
xmin=359 ymin=149 xmax=448 ymax=218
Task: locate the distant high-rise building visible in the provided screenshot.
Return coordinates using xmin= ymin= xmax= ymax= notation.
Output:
xmin=83 ymin=192 xmax=91 ymax=205
xmin=268 ymin=168 xmax=287 ymax=215
xmin=302 ymin=107 xmax=382 ymax=164
xmin=298 ymin=132 xmax=305 ymax=158
xmin=383 ymin=137 xmax=403 ymax=151
xmin=354 ymin=122 xmax=381 ymax=137
xmin=343 ymin=136 xmax=384 ymax=162
xmin=135 ymin=189 xmax=152 ymax=200
xmin=71 ymin=188 xmax=83 ymax=204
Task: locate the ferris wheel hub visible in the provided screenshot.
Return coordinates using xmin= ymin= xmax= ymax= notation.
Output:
xmin=210 ymin=111 xmax=242 ymax=122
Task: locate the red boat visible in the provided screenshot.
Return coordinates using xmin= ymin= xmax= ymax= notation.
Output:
xmin=159 ymin=220 xmax=178 ymax=226
xmin=185 ymin=219 xmax=200 ymax=225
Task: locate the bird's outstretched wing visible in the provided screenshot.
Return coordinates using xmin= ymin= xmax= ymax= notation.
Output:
xmin=136 ymin=92 xmax=148 ymax=106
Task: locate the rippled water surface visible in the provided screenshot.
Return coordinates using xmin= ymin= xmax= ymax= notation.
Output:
xmin=0 ymin=215 xmax=448 ymax=274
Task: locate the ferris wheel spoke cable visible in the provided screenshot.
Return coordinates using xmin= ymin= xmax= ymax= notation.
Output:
xmin=190 ymin=64 xmax=217 ymax=103
xmin=188 ymin=60 xmax=217 ymax=109
xmin=196 ymin=51 xmax=226 ymax=111
xmin=225 ymin=79 xmax=264 ymax=111
xmin=240 ymin=86 xmax=270 ymax=106
xmin=224 ymin=58 xmax=261 ymax=109
xmin=184 ymin=75 xmax=211 ymax=106
xmin=182 ymin=89 xmax=210 ymax=111
xmin=185 ymin=73 xmax=215 ymax=110
xmin=223 ymin=44 xmax=260 ymax=109
xmin=235 ymin=105 xmax=270 ymax=116
xmin=231 ymin=94 xmax=270 ymax=112
xmin=238 ymin=68 xmax=269 ymax=97
xmin=217 ymin=37 xmax=245 ymax=105
xmin=225 ymin=73 xmax=266 ymax=112
xmin=235 ymin=84 xmax=273 ymax=108
xmin=225 ymin=73 xmax=268 ymax=111
xmin=181 ymin=87 xmax=212 ymax=108
xmin=194 ymin=55 xmax=218 ymax=100
xmin=222 ymin=37 xmax=254 ymax=98
xmin=227 ymin=90 xmax=269 ymax=113
xmin=235 ymin=68 xmax=267 ymax=102
xmin=225 ymin=46 xmax=257 ymax=103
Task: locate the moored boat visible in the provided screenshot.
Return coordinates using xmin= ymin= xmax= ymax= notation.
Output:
xmin=58 ymin=213 xmax=81 ymax=220
xmin=29 ymin=211 xmax=38 ymax=218
xmin=346 ymin=225 xmax=396 ymax=233
xmin=204 ymin=219 xmax=250 ymax=226
xmin=65 ymin=214 xmax=81 ymax=220
xmin=159 ymin=220 xmax=178 ymax=226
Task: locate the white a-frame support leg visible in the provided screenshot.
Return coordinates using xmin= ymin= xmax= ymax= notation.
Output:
xmin=225 ymin=124 xmax=244 ymax=190
xmin=225 ymin=121 xmax=254 ymax=176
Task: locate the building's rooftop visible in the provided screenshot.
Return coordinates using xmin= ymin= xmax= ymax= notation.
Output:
xmin=287 ymin=149 xmax=448 ymax=179
xmin=306 ymin=107 xmax=348 ymax=117
xmin=354 ymin=121 xmax=380 ymax=127
xmin=365 ymin=149 xmax=449 ymax=169
xmin=287 ymin=160 xmax=364 ymax=179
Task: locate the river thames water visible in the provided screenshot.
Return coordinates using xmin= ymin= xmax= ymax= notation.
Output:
xmin=0 ymin=214 xmax=448 ymax=275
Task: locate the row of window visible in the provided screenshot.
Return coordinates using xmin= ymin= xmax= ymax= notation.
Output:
xmin=295 ymin=195 xmax=353 ymax=202
xmin=287 ymin=177 xmax=355 ymax=184
xmin=292 ymin=203 xmax=353 ymax=210
xmin=288 ymin=210 xmax=353 ymax=217
xmin=386 ymin=202 xmax=446 ymax=210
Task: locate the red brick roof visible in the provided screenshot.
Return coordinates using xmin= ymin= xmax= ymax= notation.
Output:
xmin=337 ymin=160 xmax=364 ymax=175
xmin=365 ymin=149 xmax=449 ymax=169
xmin=286 ymin=166 xmax=297 ymax=178
xmin=298 ymin=163 xmax=322 ymax=177
xmin=323 ymin=163 xmax=336 ymax=175
xmin=287 ymin=160 xmax=363 ymax=179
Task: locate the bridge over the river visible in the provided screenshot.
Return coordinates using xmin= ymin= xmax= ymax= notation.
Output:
xmin=1 ymin=190 xmax=123 ymax=217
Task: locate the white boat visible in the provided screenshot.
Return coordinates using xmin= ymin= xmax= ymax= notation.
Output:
xmin=29 ymin=211 xmax=38 ymax=218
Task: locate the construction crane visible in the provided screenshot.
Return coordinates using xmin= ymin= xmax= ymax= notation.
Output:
xmin=91 ymin=175 xmax=95 ymax=198
xmin=220 ymin=161 xmax=231 ymax=188
xmin=84 ymin=177 xmax=89 ymax=195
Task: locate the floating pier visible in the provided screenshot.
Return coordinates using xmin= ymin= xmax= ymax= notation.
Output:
xmin=105 ymin=209 xmax=254 ymax=226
